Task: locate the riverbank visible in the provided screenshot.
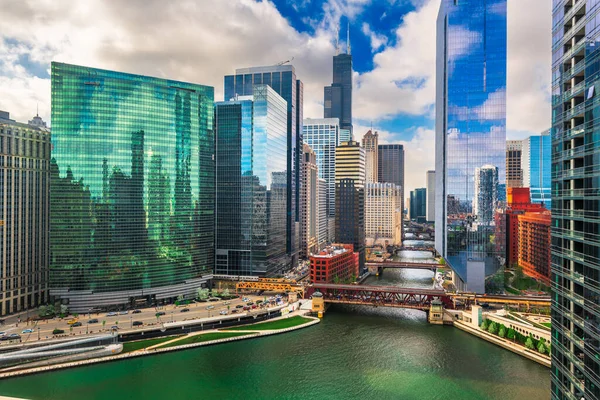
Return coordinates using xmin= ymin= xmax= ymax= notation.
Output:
xmin=0 ymin=313 xmax=320 ymax=380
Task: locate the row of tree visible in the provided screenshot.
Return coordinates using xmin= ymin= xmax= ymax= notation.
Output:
xmin=480 ymin=319 xmax=551 ymax=355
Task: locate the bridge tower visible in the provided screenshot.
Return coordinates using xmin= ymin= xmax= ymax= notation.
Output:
xmin=311 ymin=291 xmax=325 ymax=318
xmin=428 ymin=299 xmax=444 ymax=325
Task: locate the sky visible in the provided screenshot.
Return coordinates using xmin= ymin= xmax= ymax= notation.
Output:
xmin=0 ymin=0 xmax=551 ymax=195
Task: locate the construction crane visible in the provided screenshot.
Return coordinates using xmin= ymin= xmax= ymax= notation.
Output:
xmin=275 ymin=57 xmax=294 ymax=66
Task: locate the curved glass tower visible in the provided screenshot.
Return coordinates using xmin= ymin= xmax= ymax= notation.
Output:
xmin=435 ymin=0 xmax=507 ymax=294
xmin=50 ymin=62 xmax=214 ymax=311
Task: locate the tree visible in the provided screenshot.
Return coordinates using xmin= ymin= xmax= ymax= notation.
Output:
xmin=537 ymin=341 xmax=546 ymax=354
xmin=38 ymin=306 xmax=47 ymax=317
xmin=480 ymin=319 xmax=489 ymax=331
xmin=507 ymin=328 xmax=516 ymax=341
xmin=498 ymin=325 xmax=506 ymax=338
xmin=438 ymin=258 xmax=446 ymax=266
xmin=197 ymin=288 xmax=209 ymax=300
xmin=333 ymin=275 xmax=340 ymax=284
xmin=488 ymin=321 xmax=498 ymax=335
xmin=525 ymin=336 xmax=535 ymax=350
xmin=351 ymin=273 xmax=357 ymax=283
xmin=102 ymin=320 xmax=106 ymax=330
xmin=222 ymin=288 xmax=230 ymax=298
xmin=60 ymin=305 xmax=69 ymax=315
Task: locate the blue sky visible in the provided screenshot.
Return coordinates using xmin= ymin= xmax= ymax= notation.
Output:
xmin=0 ymin=0 xmax=551 ymax=193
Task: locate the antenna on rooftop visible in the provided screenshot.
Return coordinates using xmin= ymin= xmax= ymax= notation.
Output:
xmin=275 ymin=57 xmax=294 ymax=66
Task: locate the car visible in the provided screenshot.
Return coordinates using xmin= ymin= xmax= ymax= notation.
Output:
xmin=8 ymin=333 xmax=21 ymax=340
xmin=119 ymin=310 xmax=129 ymax=315
xmin=251 ymin=305 xmax=257 ymax=309
xmin=235 ymin=305 xmax=243 ymax=309
xmin=256 ymin=300 xmax=263 ymax=304
xmin=21 ymin=329 xmax=34 ymax=334
xmin=480 ymin=303 xmax=490 ymax=308
xmin=107 ymin=312 xmax=118 ymax=317
xmin=67 ymin=319 xmax=79 ymax=325
xmin=231 ymin=309 xmax=239 ymax=314
xmin=209 ymin=298 xmax=220 ymax=302
xmin=132 ymin=309 xmax=142 ymax=314
xmin=219 ymin=310 xmax=228 ymax=315
xmin=206 ymin=305 xmax=215 ymax=310
xmin=0 ymin=331 xmax=6 ymax=336
xmin=88 ymin=319 xmax=99 ymax=324
xmin=156 ymin=311 xmax=166 ymax=316
xmin=243 ymin=306 xmax=250 ymax=311
xmin=71 ymin=322 xmax=82 ymax=327
xmin=224 ymin=301 xmax=230 ymax=305
xmin=110 ymin=325 xmax=119 ymax=330
xmin=132 ymin=321 xmax=143 ymax=326
xmin=247 ymin=302 xmax=254 ymax=306
xmin=52 ymin=329 xmax=65 ymax=335
xmin=180 ymin=308 xmax=190 ymax=313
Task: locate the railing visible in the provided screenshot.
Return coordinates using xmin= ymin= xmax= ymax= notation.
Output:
xmin=563 ymin=80 xmax=586 ymax=101
xmin=564 ymin=0 xmax=586 ymax=29
xmin=562 ymin=38 xmax=587 ymax=65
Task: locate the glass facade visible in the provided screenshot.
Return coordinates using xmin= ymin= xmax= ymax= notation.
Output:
xmin=50 ymin=62 xmax=214 ymax=310
xmin=224 ymin=65 xmax=303 ymax=270
xmin=303 ymin=118 xmax=341 ymax=219
xmin=324 ymin=53 xmax=353 ymax=135
xmin=215 ymin=86 xmax=288 ymax=277
xmin=522 ymin=132 xmax=551 ymax=209
xmin=551 ymin=1 xmax=600 ymax=398
xmin=435 ymin=0 xmax=507 ymax=294
xmin=378 ymin=144 xmax=405 ymax=224
xmin=410 ymin=188 xmax=427 ymax=221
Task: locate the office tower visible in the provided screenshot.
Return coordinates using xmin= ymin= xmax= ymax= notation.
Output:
xmin=378 ymin=144 xmax=405 ymax=217
xmin=551 ymin=3 xmax=600 ymax=399
xmin=339 ymin=129 xmax=352 ymax=143
xmin=426 ymin=170 xmax=436 ymax=222
xmin=50 ymin=62 xmax=214 ymax=311
xmin=410 ymin=188 xmax=427 ymax=222
xmin=0 ymin=111 xmax=50 ymax=315
xmin=224 ymin=64 xmax=303 ymax=270
xmin=362 ymin=130 xmax=378 ymax=184
xmin=310 ymin=244 xmax=358 ymax=283
xmin=473 ymin=165 xmax=499 ymax=224
xmin=518 ymin=211 xmax=551 ymax=286
xmin=214 ymin=86 xmax=288 ymax=276
xmin=324 ymin=25 xmax=353 ymax=135
xmin=522 ymin=130 xmax=551 ymax=209
xmin=365 ymin=183 xmax=403 ymax=246
xmin=435 ymin=0 xmax=507 ymax=294
xmin=318 ymin=177 xmax=328 ymax=248
xmin=303 ymin=118 xmax=340 ymax=220
xmin=506 ymin=140 xmax=523 ymax=188
xmin=335 ymin=140 xmax=365 ymax=271
xmin=301 ymin=143 xmax=319 ymax=258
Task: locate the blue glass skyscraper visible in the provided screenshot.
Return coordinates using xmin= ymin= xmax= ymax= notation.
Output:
xmin=435 ymin=0 xmax=507 ymax=294
xmin=522 ymin=131 xmax=551 ymax=209
xmin=224 ymin=65 xmax=302 ymax=270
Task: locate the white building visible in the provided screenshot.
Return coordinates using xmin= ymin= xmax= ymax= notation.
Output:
xmin=426 ymin=170 xmax=435 ymax=222
xmin=365 ymin=183 xmax=403 ymax=246
xmin=318 ymin=177 xmax=328 ymax=249
xmin=362 ymin=130 xmax=378 ymax=184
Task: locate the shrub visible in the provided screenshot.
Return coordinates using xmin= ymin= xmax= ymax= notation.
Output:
xmin=506 ymin=328 xmax=516 ymax=341
xmin=480 ymin=319 xmax=489 ymax=331
xmin=498 ymin=325 xmax=506 ymax=338
xmin=537 ymin=341 xmax=546 ymax=354
xmin=525 ymin=337 xmax=535 ymax=350
xmin=488 ymin=322 xmax=498 ymax=335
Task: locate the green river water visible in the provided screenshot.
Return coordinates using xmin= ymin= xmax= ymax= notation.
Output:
xmin=0 ymin=262 xmax=550 ymax=400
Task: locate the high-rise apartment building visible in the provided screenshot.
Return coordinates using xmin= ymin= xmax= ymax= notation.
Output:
xmin=50 ymin=62 xmax=214 ymax=311
xmin=335 ymin=140 xmax=365 ymax=271
xmin=362 ymin=130 xmax=378 ymax=184
xmin=365 ymin=183 xmax=402 ymax=246
xmin=426 ymin=170 xmax=436 ymax=222
xmin=224 ymin=65 xmax=303 ymax=270
xmin=378 ymin=144 xmax=405 ymax=222
xmin=214 ymin=86 xmax=288 ymax=277
xmin=301 ymin=144 xmax=319 ymax=258
xmin=522 ymin=130 xmax=551 ymax=209
xmin=0 ymin=111 xmax=50 ymax=315
xmin=506 ymin=140 xmax=523 ymax=188
xmin=303 ymin=118 xmax=340 ymax=221
xmin=551 ymin=2 xmax=600 ymax=398
xmin=435 ymin=0 xmax=507 ymax=294
xmin=324 ymin=28 xmax=353 ymax=135
xmin=410 ymin=188 xmax=427 ymax=222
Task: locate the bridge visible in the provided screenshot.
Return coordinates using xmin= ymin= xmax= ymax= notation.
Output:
xmin=305 ymin=283 xmax=453 ymax=311
xmin=398 ymin=246 xmax=436 ymax=253
xmin=366 ymin=261 xmax=439 ymax=275
xmin=451 ymin=293 xmax=551 ymax=309
xmin=236 ymin=278 xmax=304 ymax=297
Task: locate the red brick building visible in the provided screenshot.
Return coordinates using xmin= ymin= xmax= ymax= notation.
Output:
xmin=310 ymin=244 xmax=359 ymax=283
xmin=518 ymin=211 xmax=551 ymax=286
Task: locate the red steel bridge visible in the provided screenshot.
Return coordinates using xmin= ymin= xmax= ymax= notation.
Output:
xmin=366 ymin=261 xmax=439 ymax=274
xmin=306 ymin=284 xmax=454 ymax=311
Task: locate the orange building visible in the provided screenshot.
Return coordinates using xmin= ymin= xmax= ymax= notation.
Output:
xmin=310 ymin=244 xmax=359 ymax=283
xmin=518 ymin=211 xmax=551 ymax=286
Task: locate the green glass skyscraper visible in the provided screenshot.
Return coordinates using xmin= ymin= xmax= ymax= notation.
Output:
xmin=50 ymin=62 xmax=214 ymax=311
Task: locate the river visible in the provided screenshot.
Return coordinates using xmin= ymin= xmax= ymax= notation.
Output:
xmin=0 ymin=252 xmax=550 ymax=400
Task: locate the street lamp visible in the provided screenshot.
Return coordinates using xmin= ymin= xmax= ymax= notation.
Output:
xmin=171 ymin=311 xmax=174 ymax=323
xmin=37 ymin=327 xmax=40 ymax=341
xmin=130 ymin=316 xmax=132 ymax=329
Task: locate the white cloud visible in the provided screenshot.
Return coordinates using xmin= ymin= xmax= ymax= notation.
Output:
xmin=361 ymin=23 xmax=388 ymax=52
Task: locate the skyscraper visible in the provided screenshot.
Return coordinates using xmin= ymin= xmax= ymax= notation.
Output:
xmin=551 ymin=3 xmax=600 ymax=399
xmin=224 ymin=65 xmax=303 ymax=270
xmin=473 ymin=165 xmax=499 ymax=224
xmin=335 ymin=140 xmax=365 ymax=271
xmin=506 ymin=140 xmax=523 ymax=188
xmin=301 ymin=143 xmax=319 ymax=258
xmin=0 ymin=111 xmax=50 ymax=315
xmin=410 ymin=188 xmax=427 ymax=222
xmin=378 ymin=144 xmax=405 ymax=221
xmin=362 ymin=130 xmax=378 ymax=184
xmin=426 ymin=170 xmax=436 ymax=222
xmin=50 ymin=62 xmax=215 ymax=311
xmin=303 ymin=117 xmax=340 ymax=228
xmin=365 ymin=183 xmax=403 ymax=246
xmin=214 ymin=86 xmax=288 ymax=277
xmin=318 ymin=177 xmax=328 ymax=248
xmin=435 ymin=0 xmax=507 ymax=294
xmin=324 ymin=25 xmax=353 ymax=135
xmin=522 ymin=130 xmax=551 ymax=209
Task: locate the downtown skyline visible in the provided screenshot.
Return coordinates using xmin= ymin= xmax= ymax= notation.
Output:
xmin=0 ymin=0 xmax=550 ymax=195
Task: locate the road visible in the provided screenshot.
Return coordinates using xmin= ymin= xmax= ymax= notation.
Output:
xmin=1 ymin=295 xmax=268 ymax=344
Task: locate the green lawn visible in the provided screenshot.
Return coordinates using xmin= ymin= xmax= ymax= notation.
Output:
xmin=223 ymin=316 xmax=312 ymax=331
xmin=156 ymin=332 xmax=249 ymax=349
xmin=542 ymin=322 xmax=551 ymax=328
xmin=121 ymin=336 xmax=183 ymax=353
